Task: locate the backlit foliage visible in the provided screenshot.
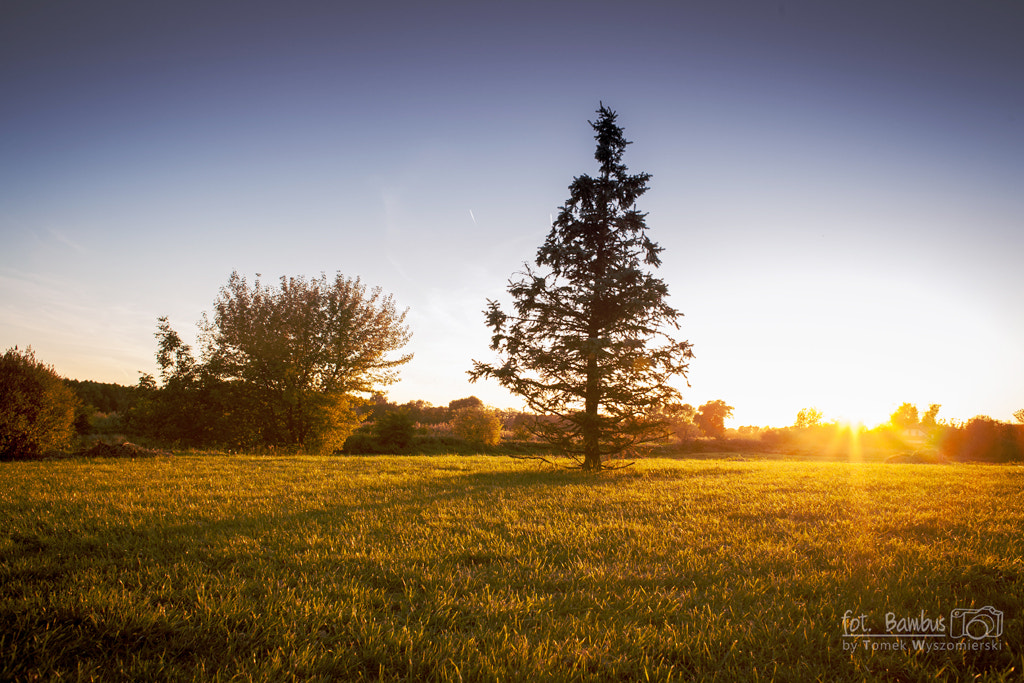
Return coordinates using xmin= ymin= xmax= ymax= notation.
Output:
xmin=451 ymin=406 xmax=502 ymax=447
xmin=0 ymin=347 xmax=78 ymax=459
xmin=139 ymin=272 xmax=411 ymax=452
xmin=795 ymin=407 xmax=823 ymax=429
xmin=695 ymin=400 xmax=734 ymax=438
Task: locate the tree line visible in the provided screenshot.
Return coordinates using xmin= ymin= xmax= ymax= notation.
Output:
xmin=734 ymin=402 xmax=1024 ymax=463
xmin=3 ymin=105 xmax=1021 ymax=464
xmin=3 ymin=343 xmax=1022 ymax=462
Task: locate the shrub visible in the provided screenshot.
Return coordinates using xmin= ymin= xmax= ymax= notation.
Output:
xmin=303 ymin=393 xmax=361 ymax=455
xmin=0 ymin=347 xmax=79 ymax=460
xmin=940 ymin=417 xmax=1023 ymax=462
xmin=452 ymin=407 xmax=502 ymax=447
xmin=375 ymin=410 xmax=416 ymax=452
xmin=340 ymin=432 xmax=380 ymax=455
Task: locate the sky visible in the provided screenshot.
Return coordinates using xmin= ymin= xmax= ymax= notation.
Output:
xmin=2 ymin=0 xmax=1022 ymax=428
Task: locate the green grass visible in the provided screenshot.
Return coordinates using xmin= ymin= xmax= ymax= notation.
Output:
xmin=1 ymin=455 xmax=1022 ymax=681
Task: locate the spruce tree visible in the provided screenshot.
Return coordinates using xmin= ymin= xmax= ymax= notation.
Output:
xmin=471 ymin=104 xmax=693 ymax=470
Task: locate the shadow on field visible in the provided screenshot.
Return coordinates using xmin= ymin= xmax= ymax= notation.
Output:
xmin=1 ymin=466 xmax=583 ymax=591
xmin=2 ymin=522 xmax=278 ymax=677
xmin=4 ymin=457 xmax=1022 ymax=681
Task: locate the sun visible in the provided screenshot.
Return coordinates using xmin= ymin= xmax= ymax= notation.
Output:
xmin=820 ymin=396 xmax=889 ymax=431
xmin=833 ymin=417 xmax=865 ymax=432
xmin=817 ymin=418 xmax=867 ymax=462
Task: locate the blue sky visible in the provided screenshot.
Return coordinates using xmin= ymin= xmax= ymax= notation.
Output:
xmin=2 ymin=1 xmax=1022 ymax=427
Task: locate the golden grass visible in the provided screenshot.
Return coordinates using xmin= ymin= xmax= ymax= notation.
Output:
xmin=1 ymin=455 xmax=1021 ymax=681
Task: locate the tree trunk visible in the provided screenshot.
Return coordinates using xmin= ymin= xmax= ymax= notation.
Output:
xmin=582 ymin=351 xmax=601 ymax=470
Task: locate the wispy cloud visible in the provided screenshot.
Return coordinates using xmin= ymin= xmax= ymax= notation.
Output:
xmin=46 ymin=228 xmax=94 ymax=256
xmin=0 ymin=268 xmax=155 ymax=381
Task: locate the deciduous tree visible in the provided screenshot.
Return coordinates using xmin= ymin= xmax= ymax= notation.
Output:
xmin=470 ymin=105 xmax=692 ymax=470
xmin=890 ymin=402 xmax=919 ymax=430
xmin=795 ymin=407 xmax=823 ymax=429
xmin=921 ymin=404 xmax=942 ymax=429
xmin=659 ymin=402 xmax=700 ymax=441
xmin=143 ymin=272 xmax=412 ymax=452
xmin=695 ymin=400 xmax=734 ymax=438
xmin=449 ymin=396 xmax=485 ymax=412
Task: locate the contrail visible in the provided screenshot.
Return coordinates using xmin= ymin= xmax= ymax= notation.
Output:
xmin=469 ymin=209 xmax=477 ymax=225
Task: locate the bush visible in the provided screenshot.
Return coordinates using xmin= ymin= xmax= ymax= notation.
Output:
xmin=303 ymin=393 xmax=361 ymax=455
xmin=340 ymin=410 xmax=417 ymax=455
xmin=375 ymin=410 xmax=416 ymax=452
xmin=940 ymin=417 xmax=1023 ymax=462
xmin=452 ymin=407 xmax=502 ymax=447
xmin=0 ymin=347 xmax=79 ymax=460
xmin=341 ymin=432 xmax=381 ymax=455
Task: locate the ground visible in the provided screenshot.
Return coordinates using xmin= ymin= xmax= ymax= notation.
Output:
xmin=1 ymin=454 xmax=1021 ymax=681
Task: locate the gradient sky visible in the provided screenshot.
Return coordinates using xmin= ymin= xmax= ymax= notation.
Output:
xmin=2 ymin=1 xmax=1022 ymax=428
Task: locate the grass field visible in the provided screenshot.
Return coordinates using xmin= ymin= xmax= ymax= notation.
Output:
xmin=1 ymin=454 xmax=1022 ymax=681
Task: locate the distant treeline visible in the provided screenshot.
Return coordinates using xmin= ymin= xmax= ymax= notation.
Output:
xmin=65 ymin=379 xmax=140 ymax=415
xmin=769 ymin=402 xmax=1024 ymax=463
xmin=61 ymin=380 xmax=1024 ymax=462
xmin=704 ymin=419 xmax=1024 ymax=463
xmin=64 ymin=379 xmax=531 ymax=455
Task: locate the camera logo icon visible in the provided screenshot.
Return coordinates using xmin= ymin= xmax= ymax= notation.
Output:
xmin=949 ymin=606 xmax=1003 ymax=640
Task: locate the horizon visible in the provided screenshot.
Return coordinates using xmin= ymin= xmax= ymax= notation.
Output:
xmin=2 ymin=1 xmax=1022 ymax=430
xmin=57 ymin=371 xmax=1014 ymax=433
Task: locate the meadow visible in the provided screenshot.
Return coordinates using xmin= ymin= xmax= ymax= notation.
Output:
xmin=1 ymin=454 xmax=1021 ymax=681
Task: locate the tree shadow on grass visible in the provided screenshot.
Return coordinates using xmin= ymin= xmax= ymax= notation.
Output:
xmin=5 ymin=463 xmax=1021 ymax=682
